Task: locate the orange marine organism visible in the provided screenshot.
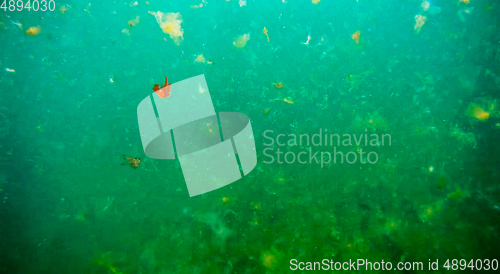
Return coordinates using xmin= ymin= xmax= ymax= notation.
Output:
xmin=122 ymin=156 xmax=141 ymax=168
xmin=351 ymin=30 xmax=360 ymax=44
xmin=26 ymin=26 xmax=41 ymax=35
xmin=153 ymin=77 xmax=172 ymax=99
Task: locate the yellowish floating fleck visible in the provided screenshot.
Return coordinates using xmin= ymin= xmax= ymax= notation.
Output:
xmin=467 ymin=103 xmax=489 ymax=121
xmin=191 ymin=0 xmax=206 ymax=8
xmin=128 ymin=16 xmax=140 ymax=27
xmin=59 ymin=5 xmax=67 ymax=13
xmin=195 ymin=54 xmax=206 ymax=63
xmin=233 ymin=33 xmax=250 ymax=48
xmin=414 ymin=14 xmax=427 ymax=34
xmin=26 ymin=26 xmax=41 ymax=36
xmin=421 ymin=0 xmax=429 ymax=11
xmin=261 ymin=247 xmax=283 ymax=269
xmin=351 ymin=30 xmax=360 ymax=44
xmin=150 ymin=11 xmax=184 ymax=45
xmin=263 ymin=27 xmax=269 ymax=42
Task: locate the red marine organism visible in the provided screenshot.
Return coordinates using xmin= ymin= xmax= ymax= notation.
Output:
xmin=153 ymin=77 xmax=172 ymax=98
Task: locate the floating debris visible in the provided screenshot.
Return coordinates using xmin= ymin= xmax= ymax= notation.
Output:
xmin=457 ymin=7 xmax=474 ymax=22
xmin=59 ymin=5 xmax=68 ymax=13
xmin=195 ymin=54 xmax=206 ymax=63
xmin=127 ymin=16 xmax=140 ymax=27
xmin=233 ymin=33 xmax=250 ymax=48
xmin=12 ymin=21 xmax=22 ymax=29
xmin=26 ymin=26 xmax=41 ymax=35
xmin=149 ymin=11 xmax=183 ymax=45
xmin=466 ymin=98 xmax=498 ymax=122
xmin=190 ymin=0 xmax=206 ymax=8
xmin=351 ymin=30 xmax=361 ymax=44
xmin=467 ymin=103 xmax=490 ymax=121
xmin=422 ymin=0 xmax=430 ymax=11
xmin=263 ymin=27 xmax=269 ymax=42
xmin=303 ymin=33 xmax=311 ymax=45
xmin=414 ymin=15 xmax=426 ymax=34
xmin=261 ymin=247 xmax=283 ymax=270
xmin=102 ymin=197 xmax=114 ymax=212
xmin=84 ymin=3 xmax=91 ymax=13
xmin=122 ymin=156 xmax=141 ymax=168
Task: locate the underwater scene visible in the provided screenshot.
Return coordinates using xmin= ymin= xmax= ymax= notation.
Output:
xmin=1 ymin=0 xmax=500 ymax=273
